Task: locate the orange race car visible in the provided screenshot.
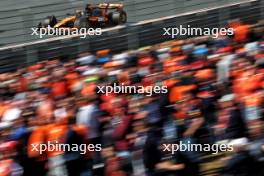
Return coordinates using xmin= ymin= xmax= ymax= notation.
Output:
xmin=38 ymin=3 xmax=127 ymax=29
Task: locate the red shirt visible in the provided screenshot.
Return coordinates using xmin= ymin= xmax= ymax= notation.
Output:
xmin=51 ymin=81 xmax=68 ymax=98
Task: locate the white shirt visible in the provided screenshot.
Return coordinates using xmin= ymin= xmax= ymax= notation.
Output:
xmin=76 ymin=104 xmax=99 ymax=139
xmin=2 ymin=108 xmax=21 ymax=122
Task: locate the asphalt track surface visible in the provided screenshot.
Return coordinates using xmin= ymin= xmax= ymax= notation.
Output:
xmin=0 ymin=0 xmax=249 ymax=46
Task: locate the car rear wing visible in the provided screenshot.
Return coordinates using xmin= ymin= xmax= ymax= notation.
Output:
xmin=97 ymin=3 xmax=124 ymax=9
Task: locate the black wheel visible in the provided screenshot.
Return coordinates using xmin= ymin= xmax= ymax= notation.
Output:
xmin=110 ymin=10 xmax=127 ymax=25
xmin=40 ymin=15 xmax=57 ymax=28
xmin=120 ymin=11 xmax=127 ymax=24
xmin=74 ymin=16 xmax=89 ymax=28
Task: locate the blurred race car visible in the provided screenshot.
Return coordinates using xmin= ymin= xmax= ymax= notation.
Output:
xmin=38 ymin=3 xmax=127 ymax=29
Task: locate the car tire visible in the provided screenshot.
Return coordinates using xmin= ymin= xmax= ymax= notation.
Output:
xmin=41 ymin=15 xmax=57 ymax=28
xmin=119 ymin=11 xmax=127 ymax=24
xmin=110 ymin=11 xmax=127 ymax=25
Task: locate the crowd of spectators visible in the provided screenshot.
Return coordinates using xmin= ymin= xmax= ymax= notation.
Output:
xmin=1 ymin=20 xmax=264 ymax=176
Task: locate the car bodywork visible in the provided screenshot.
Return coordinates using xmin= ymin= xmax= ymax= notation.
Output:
xmin=54 ymin=16 xmax=76 ymax=28
xmin=38 ymin=3 xmax=127 ymax=29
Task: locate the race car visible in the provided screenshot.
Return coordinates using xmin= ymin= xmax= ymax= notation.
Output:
xmin=38 ymin=3 xmax=127 ymax=29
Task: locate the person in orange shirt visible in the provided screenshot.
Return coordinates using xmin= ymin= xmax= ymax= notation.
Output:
xmin=46 ymin=116 xmax=69 ymax=176
xmin=163 ymin=55 xmax=187 ymax=74
xmin=51 ymin=78 xmax=69 ymax=99
xmin=46 ymin=124 xmax=68 ymax=156
xmin=65 ymin=71 xmax=79 ymax=93
xmin=81 ymin=82 xmax=96 ymax=97
xmin=231 ymin=20 xmax=250 ymax=43
xmin=27 ymin=117 xmax=50 ymax=176
xmin=169 ymin=84 xmax=196 ymax=103
xmin=232 ymin=65 xmax=262 ymax=100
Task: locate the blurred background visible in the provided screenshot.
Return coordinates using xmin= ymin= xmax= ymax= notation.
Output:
xmin=1 ymin=0 xmax=264 ymax=176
